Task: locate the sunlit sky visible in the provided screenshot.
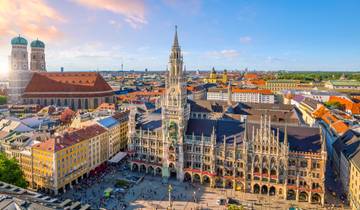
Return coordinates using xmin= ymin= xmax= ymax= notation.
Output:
xmin=0 ymin=0 xmax=360 ymax=75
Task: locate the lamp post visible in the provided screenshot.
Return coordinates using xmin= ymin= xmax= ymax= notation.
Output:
xmin=168 ymin=184 xmax=173 ymax=210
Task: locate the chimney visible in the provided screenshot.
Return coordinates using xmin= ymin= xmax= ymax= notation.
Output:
xmin=55 ymin=136 xmax=62 ymax=144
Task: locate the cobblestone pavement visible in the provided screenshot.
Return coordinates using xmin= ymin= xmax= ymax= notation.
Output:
xmin=58 ymin=162 xmax=349 ymax=210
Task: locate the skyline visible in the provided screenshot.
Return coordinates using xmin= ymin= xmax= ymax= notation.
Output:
xmin=1 ymin=0 xmax=360 ymax=74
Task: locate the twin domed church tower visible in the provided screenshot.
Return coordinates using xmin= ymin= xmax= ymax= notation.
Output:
xmin=8 ymin=36 xmax=46 ymax=104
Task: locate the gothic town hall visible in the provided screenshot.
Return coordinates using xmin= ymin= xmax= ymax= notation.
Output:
xmin=128 ymin=27 xmax=327 ymax=205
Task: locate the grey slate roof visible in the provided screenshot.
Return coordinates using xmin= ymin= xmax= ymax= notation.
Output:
xmin=332 ymin=129 xmax=360 ymax=160
xmin=246 ymin=123 xmax=322 ymax=153
xmin=186 ymin=119 xmax=245 ymax=143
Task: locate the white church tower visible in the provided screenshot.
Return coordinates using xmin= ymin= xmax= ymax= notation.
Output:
xmin=161 ymin=26 xmax=190 ymax=181
xmin=8 ymin=36 xmax=32 ymax=104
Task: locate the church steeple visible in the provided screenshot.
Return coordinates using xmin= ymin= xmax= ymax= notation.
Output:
xmin=168 ymin=25 xmax=184 ymax=83
xmin=173 ymin=25 xmax=179 ymax=48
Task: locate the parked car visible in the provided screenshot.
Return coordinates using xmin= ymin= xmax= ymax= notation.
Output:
xmin=216 ymin=198 xmax=226 ymax=205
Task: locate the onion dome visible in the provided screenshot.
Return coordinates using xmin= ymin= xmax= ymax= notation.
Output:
xmin=31 ymin=39 xmax=45 ymax=48
xmin=11 ymin=36 xmax=28 ymax=45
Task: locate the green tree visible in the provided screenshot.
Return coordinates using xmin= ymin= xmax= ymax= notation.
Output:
xmin=324 ymin=101 xmax=344 ymax=110
xmin=0 ymin=96 xmax=6 ymax=105
xmin=227 ymin=204 xmax=244 ymax=210
xmin=0 ymin=152 xmax=27 ymax=188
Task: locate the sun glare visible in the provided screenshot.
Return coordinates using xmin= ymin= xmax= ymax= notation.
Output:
xmin=0 ymin=60 xmax=9 ymax=79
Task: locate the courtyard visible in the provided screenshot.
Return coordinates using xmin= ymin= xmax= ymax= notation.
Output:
xmin=57 ymin=161 xmax=346 ymax=210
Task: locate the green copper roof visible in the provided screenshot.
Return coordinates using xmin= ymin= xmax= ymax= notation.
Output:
xmin=31 ymin=39 xmax=45 ymax=48
xmin=330 ymin=80 xmax=360 ymax=86
xmin=11 ymin=36 xmax=28 ymax=45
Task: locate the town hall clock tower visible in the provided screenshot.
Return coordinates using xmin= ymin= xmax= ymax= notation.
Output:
xmin=161 ymin=26 xmax=190 ymax=181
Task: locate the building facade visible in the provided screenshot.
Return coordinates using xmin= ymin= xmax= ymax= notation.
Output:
xmin=207 ymin=86 xmax=275 ymax=104
xmin=128 ymin=27 xmax=327 ymax=205
xmin=349 ymin=152 xmax=360 ymax=210
xmin=203 ymin=67 xmax=228 ymax=84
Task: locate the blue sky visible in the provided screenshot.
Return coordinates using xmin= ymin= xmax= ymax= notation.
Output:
xmin=0 ymin=0 xmax=360 ymax=73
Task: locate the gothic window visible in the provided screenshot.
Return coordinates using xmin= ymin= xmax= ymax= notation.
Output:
xmin=94 ymin=98 xmax=98 ymax=108
xmin=85 ymin=99 xmax=89 ymax=109
xmin=71 ymin=99 xmax=75 ymax=109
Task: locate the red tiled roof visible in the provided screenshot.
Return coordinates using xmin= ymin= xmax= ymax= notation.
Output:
xmin=329 ymin=96 xmax=360 ymax=115
xmin=24 ymin=72 xmax=113 ymax=94
xmin=312 ymin=104 xmax=349 ymax=135
xmin=244 ymin=73 xmax=259 ymax=80
xmin=60 ymin=108 xmax=75 ymax=123
xmin=33 ymin=124 xmax=107 ymax=152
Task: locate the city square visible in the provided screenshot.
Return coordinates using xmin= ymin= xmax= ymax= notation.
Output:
xmin=56 ymin=160 xmax=346 ymax=210
xmin=0 ymin=1 xmax=360 ymax=210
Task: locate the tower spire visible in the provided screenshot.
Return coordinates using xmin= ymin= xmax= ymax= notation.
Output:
xmin=173 ymin=25 xmax=179 ymax=47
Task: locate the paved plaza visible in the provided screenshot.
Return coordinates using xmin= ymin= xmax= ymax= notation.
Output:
xmin=58 ymin=161 xmax=348 ymax=210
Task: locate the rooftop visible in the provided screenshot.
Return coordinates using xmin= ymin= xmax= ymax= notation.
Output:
xmin=23 ymin=72 xmax=113 ymax=96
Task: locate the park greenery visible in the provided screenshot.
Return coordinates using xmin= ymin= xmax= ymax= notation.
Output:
xmin=324 ymin=101 xmax=344 ymax=110
xmin=0 ymin=152 xmax=28 ymax=188
xmin=0 ymin=95 xmax=6 ymax=105
xmin=227 ymin=204 xmax=244 ymax=210
xmin=276 ymin=71 xmax=360 ymax=82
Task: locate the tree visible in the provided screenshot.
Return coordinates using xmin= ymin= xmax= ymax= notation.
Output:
xmin=0 ymin=152 xmax=27 ymax=188
xmin=227 ymin=204 xmax=244 ymax=210
xmin=324 ymin=101 xmax=344 ymax=110
xmin=0 ymin=96 xmax=6 ymax=105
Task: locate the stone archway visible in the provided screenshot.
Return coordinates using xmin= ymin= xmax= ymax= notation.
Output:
xmin=184 ymin=172 xmax=191 ymax=182
xmin=169 ymin=163 xmax=176 ymax=178
xmin=287 ymin=189 xmax=296 ymax=200
xmin=253 ymin=184 xmax=260 ymax=194
xmin=311 ymin=193 xmax=321 ymax=204
xmin=299 ymin=191 xmax=308 ymax=202
xmin=235 ymin=182 xmax=244 ymax=192
xmin=203 ymin=175 xmax=211 ymax=186
xmin=193 ymin=173 xmax=201 ymax=183
xmin=148 ymin=166 xmax=154 ymax=175
xmin=140 ymin=164 xmax=146 ymax=173
xmin=261 ymin=185 xmax=268 ymax=194
xmin=155 ymin=167 xmax=162 ymax=176
xmin=269 ymin=186 xmax=276 ymax=196
xmin=132 ymin=163 xmax=139 ymax=171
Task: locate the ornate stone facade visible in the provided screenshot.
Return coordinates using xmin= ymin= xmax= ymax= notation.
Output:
xmin=128 ymin=27 xmax=327 ymax=206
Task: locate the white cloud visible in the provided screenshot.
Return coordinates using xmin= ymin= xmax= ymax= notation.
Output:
xmin=108 ymin=19 xmax=122 ymax=29
xmin=72 ymin=0 xmax=147 ymax=29
xmin=240 ymin=36 xmax=252 ymax=44
xmin=0 ymin=0 xmax=65 ymax=41
xmin=207 ymin=49 xmax=240 ymax=59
